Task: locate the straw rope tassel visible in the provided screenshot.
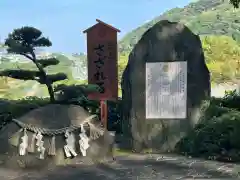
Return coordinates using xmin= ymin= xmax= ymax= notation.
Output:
xmin=19 ymin=128 xmax=28 ymax=156
xmin=64 ymin=130 xmax=77 ymax=158
xmin=28 ymin=133 xmax=36 ymax=153
xmin=48 ymin=136 xmax=56 ymax=156
xmin=79 ymin=124 xmax=89 ymax=156
xmin=36 ymin=131 xmax=45 ymax=159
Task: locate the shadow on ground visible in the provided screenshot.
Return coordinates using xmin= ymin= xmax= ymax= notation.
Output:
xmin=1 ymin=155 xmax=238 ymax=180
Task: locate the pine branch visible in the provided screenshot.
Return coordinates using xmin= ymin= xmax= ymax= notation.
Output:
xmin=48 ymin=73 xmax=67 ymax=83
xmin=54 ymin=84 xmax=101 ymax=95
xmin=0 ymin=69 xmax=41 ymax=80
xmin=5 ymin=40 xmax=32 ymax=55
xmin=230 ymin=0 xmax=240 ymax=8
xmin=37 ymin=58 xmax=60 ymax=67
xmin=37 ymin=73 xmax=67 ymax=84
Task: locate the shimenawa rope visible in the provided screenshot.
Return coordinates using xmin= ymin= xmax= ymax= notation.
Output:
xmin=12 ymin=114 xmax=104 ymax=139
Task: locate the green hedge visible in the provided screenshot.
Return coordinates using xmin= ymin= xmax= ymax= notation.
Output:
xmin=175 ymin=90 xmax=240 ymax=162
xmin=176 ymin=111 xmax=240 ymax=162
xmin=0 ymin=97 xmax=49 ymax=129
xmin=210 ymin=90 xmax=240 ymax=110
xmin=0 ymin=97 xmax=49 ymax=116
xmin=3 ymin=91 xmax=240 ymax=162
xmin=0 ymin=96 xmax=122 ymax=133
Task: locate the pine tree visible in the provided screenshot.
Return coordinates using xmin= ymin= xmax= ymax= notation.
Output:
xmin=0 ymin=26 xmax=67 ymax=102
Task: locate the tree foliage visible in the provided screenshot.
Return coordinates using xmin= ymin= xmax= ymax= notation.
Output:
xmin=1 ymin=26 xmax=67 ymax=102
xmin=54 ymin=83 xmax=100 ymax=102
xmin=230 ymin=0 xmax=240 ymax=8
xmin=120 ymin=0 xmax=240 ymax=52
xmin=117 ymin=35 xmax=240 ymax=87
xmin=201 ymin=35 xmax=240 ymax=84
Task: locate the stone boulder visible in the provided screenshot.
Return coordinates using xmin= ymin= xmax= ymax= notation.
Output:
xmin=121 ymin=20 xmax=210 ymax=152
xmin=0 ymin=104 xmax=115 ymax=169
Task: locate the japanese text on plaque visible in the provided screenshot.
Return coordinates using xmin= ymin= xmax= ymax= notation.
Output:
xmin=146 ymin=62 xmax=187 ymax=119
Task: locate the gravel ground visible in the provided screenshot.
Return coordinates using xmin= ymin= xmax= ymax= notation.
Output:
xmin=0 ymin=154 xmax=240 ymax=180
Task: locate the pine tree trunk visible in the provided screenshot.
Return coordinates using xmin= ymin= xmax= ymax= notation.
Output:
xmin=31 ymin=52 xmax=55 ymax=103
xmin=46 ymin=83 xmax=55 ymax=103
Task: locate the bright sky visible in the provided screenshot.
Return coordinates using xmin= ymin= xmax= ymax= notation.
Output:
xmin=0 ymin=0 xmax=192 ymax=53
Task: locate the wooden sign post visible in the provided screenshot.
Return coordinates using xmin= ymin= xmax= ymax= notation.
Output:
xmin=83 ymin=19 xmax=120 ymax=129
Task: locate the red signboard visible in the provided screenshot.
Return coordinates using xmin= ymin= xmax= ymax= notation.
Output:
xmin=83 ymin=19 xmax=120 ymax=101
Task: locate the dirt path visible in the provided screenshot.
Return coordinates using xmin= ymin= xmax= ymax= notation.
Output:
xmin=0 ymin=154 xmax=239 ymax=180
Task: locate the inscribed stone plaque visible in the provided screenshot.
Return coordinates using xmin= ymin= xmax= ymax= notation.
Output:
xmin=146 ymin=62 xmax=187 ymax=119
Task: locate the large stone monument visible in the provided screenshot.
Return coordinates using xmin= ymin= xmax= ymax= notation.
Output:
xmin=0 ymin=104 xmax=115 ymax=169
xmin=121 ymin=20 xmax=210 ymax=152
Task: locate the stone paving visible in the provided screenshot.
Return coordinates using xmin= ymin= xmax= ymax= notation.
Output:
xmin=0 ymin=154 xmax=240 ymax=180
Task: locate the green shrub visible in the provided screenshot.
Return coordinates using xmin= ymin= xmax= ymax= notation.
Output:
xmin=176 ymin=92 xmax=240 ymax=162
xmin=210 ymin=89 xmax=240 ymax=110
xmin=0 ymin=95 xmax=122 ymax=134
xmin=54 ymin=84 xmax=122 ymax=133
xmin=0 ymin=97 xmax=49 ymax=129
xmin=54 ymin=84 xmax=100 ymax=113
xmin=198 ymin=99 xmax=234 ymax=123
xmin=176 ymin=111 xmax=240 ymax=162
xmin=0 ymin=97 xmax=49 ymax=115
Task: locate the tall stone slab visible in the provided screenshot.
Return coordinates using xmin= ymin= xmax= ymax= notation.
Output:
xmin=121 ymin=20 xmax=210 ymax=152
